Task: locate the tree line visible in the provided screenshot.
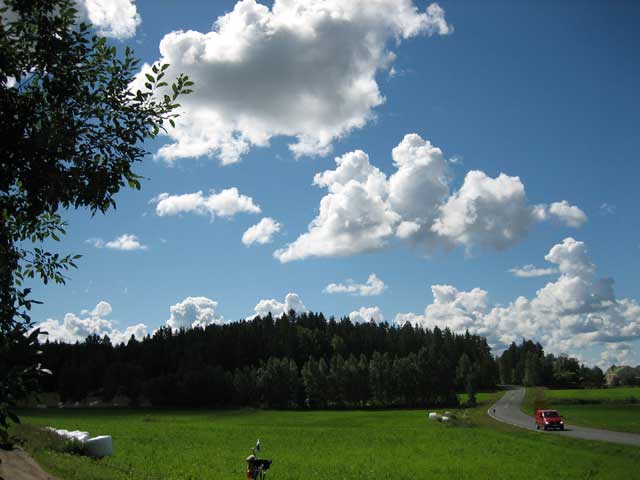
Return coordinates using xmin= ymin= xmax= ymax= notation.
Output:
xmin=38 ymin=311 xmax=498 ymax=408
xmin=497 ymin=339 xmax=605 ymax=388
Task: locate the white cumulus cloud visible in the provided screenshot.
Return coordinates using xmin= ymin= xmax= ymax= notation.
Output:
xmin=242 ymin=217 xmax=282 ymax=246
xmin=1 ymin=0 xmax=140 ymax=39
xmin=274 ymin=134 xmax=587 ymax=262
xmin=76 ymin=0 xmax=141 ymax=39
xmin=252 ymin=293 xmax=307 ymax=318
xmin=105 ymin=234 xmax=147 ymax=251
xmin=86 ymin=234 xmax=146 ymax=251
xmin=432 ymin=171 xmax=539 ymax=251
xmin=135 ymin=0 xmax=452 ymax=165
xmin=166 ymin=296 xmax=227 ymax=330
xmin=547 ymin=200 xmax=588 ymax=228
xmin=35 ymin=301 xmax=147 ymax=345
xmin=509 ymin=264 xmax=558 ymax=278
xmin=153 ymin=188 xmax=260 ymax=219
xmin=395 ymin=238 xmax=640 ymax=365
xmin=324 ymin=273 xmax=386 ymax=296
xmin=349 ymin=306 xmax=385 ymax=324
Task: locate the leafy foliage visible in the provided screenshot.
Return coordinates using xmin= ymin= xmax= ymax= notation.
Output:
xmin=0 ymin=0 xmax=191 ymax=444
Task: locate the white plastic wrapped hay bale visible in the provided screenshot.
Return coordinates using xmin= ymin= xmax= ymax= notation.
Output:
xmin=84 ymin=435 xmax=113 ymax=458
xmin=428 ymin=412 xmax=439 ymax=421
xmin=68 ymin=431 xmax=91 ymax=443
xmin=444 ymin=411 xmax=452 ymax=417
xmin=441 ymin=416 xmax=450 ymax=423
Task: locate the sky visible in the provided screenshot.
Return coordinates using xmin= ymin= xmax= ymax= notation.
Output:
xmin=30 ymin=0 xmax=640 ymax=367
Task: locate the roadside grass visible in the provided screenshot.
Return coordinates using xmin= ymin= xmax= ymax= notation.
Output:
xmin=554 ymin=404 xmax=640 ymax=434
xmin=15 ymin=396 xmax=640 ymax=480
xmin=546 ymin=387 xmax=640 ymax=404
xmin=523 ymin=387 xmax=640 ymax=434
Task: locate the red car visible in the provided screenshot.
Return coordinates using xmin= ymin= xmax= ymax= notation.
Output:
xmin=535 ymin=409 xmax=565 ymax=430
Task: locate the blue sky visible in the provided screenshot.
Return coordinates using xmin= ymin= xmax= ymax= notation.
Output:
xmin=33 ymin=0 xmax=640 ymax=366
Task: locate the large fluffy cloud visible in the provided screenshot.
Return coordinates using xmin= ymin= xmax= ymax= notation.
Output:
xmin=274 ymin=150 xmax=399 ymax=262
xmin=242 ymin=217 xmax=282 ymax=246
xmin=395 ymin=238 xmax=640 ymax=365
xmin=153 ymin=188 xmax=260 ymax=218
xmin=324 ymin=273 xmax=386 ymax=296
xmin=432 ymin=171 xmax=538 ymax=250
xmin=35 ymin=301 xmax=147 ymax=344
xmin=349 ymin=306 xmax=385 ymax=324
xmin=252 ymin=293 xmax=307 ymax=318
xmin=274 ymin=134 xmax=586 ymax=262
xmin=136 ymin=0 xmax=452 ymax=165
xmin=76 ymin=0 xmax=141 ymax=39
xmin=166 ymin=296 xmax=227 ymax=330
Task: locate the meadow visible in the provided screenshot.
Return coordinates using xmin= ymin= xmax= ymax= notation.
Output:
xmin=524 ymin=387 xmax=640 ymax=434
xmin=16 ymin=393 xmax=640 ymax=480
xmin=545 ymin=387 xmax=640 ymax=403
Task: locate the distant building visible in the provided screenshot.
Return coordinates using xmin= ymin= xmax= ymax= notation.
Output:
xmin=605 ymin=366 xmax=621 ymax=387
xmin=605 ymin=365 xmax=640 ymax=387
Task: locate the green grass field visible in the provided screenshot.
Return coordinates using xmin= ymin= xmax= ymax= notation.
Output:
xmin=546 ymin=387 xmax=640 ymax=403
xmin=523 ymin=387 xmax=640 ymax=434
xmin=15 ymin=393 xmax=640 ymax=480
xmin=553 ymin=404 xmax=640 ymax=433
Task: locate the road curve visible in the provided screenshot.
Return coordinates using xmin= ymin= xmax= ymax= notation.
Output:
xmin=488 ymin=386 xmax=640 ymax=447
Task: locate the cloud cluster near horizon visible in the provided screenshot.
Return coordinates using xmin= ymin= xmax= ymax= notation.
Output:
xmin=395 ymin=238 xmax=640 ymax=367
xmin=36 ymin=301 xmax=147 ymax=344
xmin=133 ymin=0 xmax=452 ymax=165
xmin=252 ymin=293 xmax=307 ymax=319
xmin=274 ymin=134 xmax=586 ymax=262
xmin=349 ymin=306 xmax=385 ymax=324
xmin=166 ymin=296 xmax=226 ymax=330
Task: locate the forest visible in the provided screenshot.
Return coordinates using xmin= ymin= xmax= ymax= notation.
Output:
xmin=37 ymin=311 xmax=497 ymax=408
xmin=497 ymin=340 xmax=606 ymax=388
xmin=36 ymin=311 xmax=609 ymax=409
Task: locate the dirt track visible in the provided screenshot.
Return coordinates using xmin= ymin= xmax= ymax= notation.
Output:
xmin=0 ymin=448 xmax=57 ymax=480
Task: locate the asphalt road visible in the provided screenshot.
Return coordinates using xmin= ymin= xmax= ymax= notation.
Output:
xmin=488 ymin=386 xmax=640 ymax=447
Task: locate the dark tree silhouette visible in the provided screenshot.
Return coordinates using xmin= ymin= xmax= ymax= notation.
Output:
xmin=0 ymin=0 xmax=191 ymax=443
xmin=38 ymin=313 xmax=500 ymax=409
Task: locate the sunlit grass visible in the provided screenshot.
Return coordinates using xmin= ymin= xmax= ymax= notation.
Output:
xmin=16 ymin=395 xmax=640 ymax=480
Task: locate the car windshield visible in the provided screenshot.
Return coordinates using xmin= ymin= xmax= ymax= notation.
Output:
xmin=543 ymin=411 xmax=559 ymax=417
